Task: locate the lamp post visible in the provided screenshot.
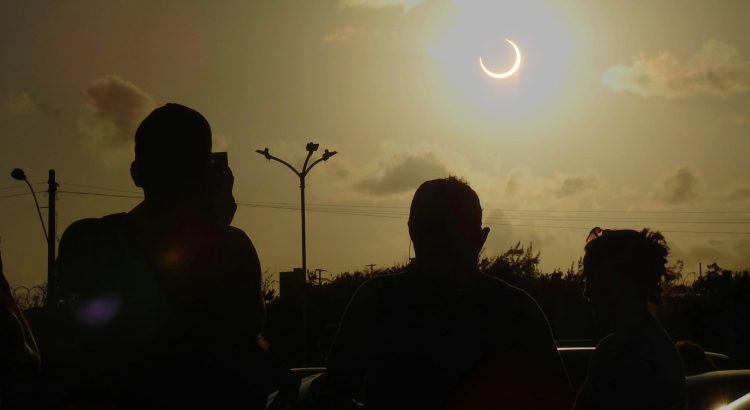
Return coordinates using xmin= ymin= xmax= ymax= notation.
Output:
xmin=11 ymin=168 xmax=57 ymax=306
xmin=255 ymin=142 xmax=337 ymax=365
xmin=255 ymin=143 xmax=337 ymax=278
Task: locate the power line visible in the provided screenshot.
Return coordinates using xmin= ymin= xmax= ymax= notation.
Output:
xmin=48 ymin=183 xmax=750 ymax=215
xmin=237 ymin=202 xmax=750 ymax=223
xmin=237 ymin=202 xmax=750 ymax=235
xmin=0 ymin=185 xmax=26 ymax=192
xmin=0 ymin=183 xmax=46 ymax=192
xmin=0 ymin=191 xmax=45 ymax=200
xmin=487 ymin=208 xmax=750 ymax=215
xmin=57 ymin=190 xmax=142 ymax=199
xmin=234 ymin=200 xmax=750 ymax=215
xmin=57 ymin=181 xmax=141 ymax=194
xmin=49 ymin=189 xmax=750 ymax=235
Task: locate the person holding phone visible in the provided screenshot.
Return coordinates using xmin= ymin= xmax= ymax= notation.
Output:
xmin=49 ymin=104 xmax=269 ymax=408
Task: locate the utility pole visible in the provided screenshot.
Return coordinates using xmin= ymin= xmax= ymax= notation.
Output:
xmin=47 ymin=170 xmax=57 ymax=307
xmin=366 ymin=264 xmax=377 ymax=275
xmin=313 ymin=268 xmax=328 ymax=286
xmin=255 ymin=142 xmax=337 ymax=366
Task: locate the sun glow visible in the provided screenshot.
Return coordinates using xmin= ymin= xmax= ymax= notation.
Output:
xmin=479 ymin=39 xmax=522 ymax=79
xmin=429 ymin=0 xmax=576 ymax=117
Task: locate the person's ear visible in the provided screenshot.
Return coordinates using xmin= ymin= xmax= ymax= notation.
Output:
xmin=479 ymin=226 xmax=490 ymax=248
xmin=130 ymin=161 xmax=143 ymax=188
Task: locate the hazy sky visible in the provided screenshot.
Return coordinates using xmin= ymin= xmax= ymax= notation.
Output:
xmin=2 ymin=0 xmax=749 ymax=287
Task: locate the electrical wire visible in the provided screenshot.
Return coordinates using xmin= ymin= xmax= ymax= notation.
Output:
xmin=57 ymin=190 xmax=142 ymax=199
xmin=57 ymin=181 xmax=141 ymax=194
xmin=0 ymin=182 xmax=46 ymax=192
xmin=46 ymin=189 xmax=750 ymax=235
xmin=0 ymin=192 xmax=33 ymax=199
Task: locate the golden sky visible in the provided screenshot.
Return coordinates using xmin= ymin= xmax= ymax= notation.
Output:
xmin=1 ymin=0 xmax=749 ymax=287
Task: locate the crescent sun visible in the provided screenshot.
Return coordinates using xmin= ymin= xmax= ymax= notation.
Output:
xmin=479 ymin=39 xmax=521 ymax=79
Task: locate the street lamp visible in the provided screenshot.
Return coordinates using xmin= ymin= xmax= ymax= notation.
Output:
xmin=11 ymin=169 xmax=47 ymax=240
xmin=11 ymin=168 xmax=58 ymax=306
xmin=255 ymin=142 xmax=337 ymax=366
xmin=255 ymin=143 xmax=337 ymax=278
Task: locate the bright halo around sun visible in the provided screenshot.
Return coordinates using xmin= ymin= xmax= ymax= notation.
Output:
xmin=479 ymin=39 xmax=522 ymax=79
xmin=428 ymin=0 xmax=576 ymax=117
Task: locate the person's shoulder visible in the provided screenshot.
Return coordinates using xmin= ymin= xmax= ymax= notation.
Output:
xmin=347 ymin=270 xmax=405 ymax=305
xmin=219 ymin=225 xmax=259 ymax=258
xmin=358 ymin=271 xmax=399 ymax=292
xmin=476 ymin=272 xmax=539 ymax=306
xmin=594 ymin=327 xmax=665 ymax=364
xmin=61 ymin=213 xmax=127 ymax=242
xmin=222 ymin=225 xmax=253 ymax=245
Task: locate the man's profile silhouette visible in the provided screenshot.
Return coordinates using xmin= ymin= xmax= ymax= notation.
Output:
xmin=52 ymin=103 xmax=266 ymax=408
xmin=316 ymin=177 xmax=572 ymax=410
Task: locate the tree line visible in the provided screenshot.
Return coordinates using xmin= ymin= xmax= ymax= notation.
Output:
xmin=262 ymin=243 xmax=750 ymax=369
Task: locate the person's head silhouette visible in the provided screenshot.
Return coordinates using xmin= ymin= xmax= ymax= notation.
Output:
xmin=408 ymin=177 xmax=490 ymax=270
xmin=583 ymin=228 xmax=670 ymax=329
xmin=130 ymin=103 xmax=212 ymax=202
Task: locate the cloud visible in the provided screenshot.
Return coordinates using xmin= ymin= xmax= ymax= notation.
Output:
xmin=727 ymin=186 xmax=750 ymax=202
xmin=555 ymin=176 xmax=597 ymax=198
xmin=338 ymin=0 xmax=427 ymax=11
xmin=659 ymin=167 xmax=700 ymax=204
xmin=81 ymin=75 xmax=156 ymax=149
xmin=322 ymin=26 xmax=361 ymax=44
xmin=730 ymin=112 xmax=750 ymax=127
xmin=505 ymin=171 xmax=521 ymax=197
xmin=1 ymin=91 xmax=60 ymax=116
xmin=603 ymin=40 xmax=750 ymax=97
xmin=357 ymin=153 xmax=449 ymax=195
xmin=2 ymin=91 xmax=38 ymax=115
xmin=672 ymin=238 xmax=750 ymax=273
xmin=321 ymin=160 xmax=351 ymax=181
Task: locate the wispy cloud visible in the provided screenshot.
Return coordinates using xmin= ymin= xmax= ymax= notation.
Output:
xmin=727 ymin=185 xmax=750 ymax=202
xmin=730 ymin=112 xmax=750 ymax=127
xmin=1 ymin=91 xmax=38 ymax=115
xmin=357 ymin=153 xmax=449 ymax=195
xmin=505 ymin=171 xmax=521 ymax=198
xmin=80 ymin=75 xmax=156 ymax=150
xmin=555 ymin=176 xmax=598 ymax=198
xmin=322 ymin=26 xmax=361 ymax=44
xmin=659 ymin=167 xmax=700 ymax=204
xmin=338 ymin=0 xmax=427 ymax=11
xmin=1 ymin=91 xmax=60 ymax=116
xmin=320 ymin=26 xmax=360 ymax=44
xmin=672 ymin=237 xmax=750 ymax=272
xmin=604 ymin=40 xmax=750 ymax=98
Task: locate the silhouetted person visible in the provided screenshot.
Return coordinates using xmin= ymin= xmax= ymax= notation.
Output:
xmin=315 ymin=177 xmax=572 ymax=410
xmin=574 ymin=228 xmax=686 ymax=410
xmin=50 ymin=104 xmax=267 ymax=408
xmin=675 ymin=340 xmax=716 ymax=376
xmin=0 ymin=248 xmax=41 ymax=404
